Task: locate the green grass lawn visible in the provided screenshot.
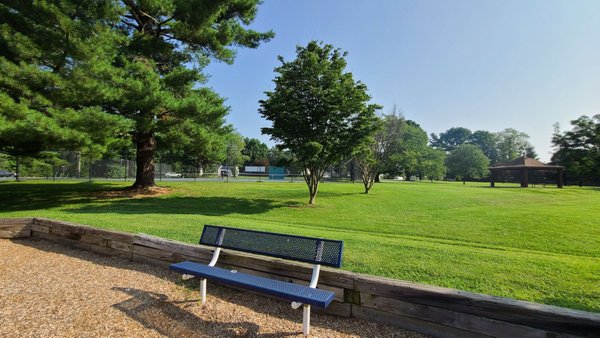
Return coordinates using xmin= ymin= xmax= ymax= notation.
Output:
xmin=1 ymin=179 xmax=599 ymax=312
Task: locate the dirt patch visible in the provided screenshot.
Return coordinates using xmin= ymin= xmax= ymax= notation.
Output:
xmin=0 ymin=239 xmax=427 ymax=338
xmin=93 ymin=186 xmax=172 ymax=199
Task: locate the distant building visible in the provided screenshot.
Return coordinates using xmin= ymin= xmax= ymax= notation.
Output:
xmin=243 ymin=166 xmax=267 ymax=173
xmin=218 ymin=165 xmax=238 ymax=177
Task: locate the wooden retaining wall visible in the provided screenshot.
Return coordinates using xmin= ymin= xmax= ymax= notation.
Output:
xmin=2 ymin=218 xmax=599 ymax=338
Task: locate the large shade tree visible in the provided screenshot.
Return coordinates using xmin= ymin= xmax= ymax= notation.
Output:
xmin=495 ymin=128 xmax=537 ymax=162
xmin=396 ymin=120 xmax=429 ymax=178
xmin=417 ymin=147 xmax=446 ymax=181
xmin=353 ymin=113 xmax=408 ymax=193
xmin=552 ymin=115 xmax=600 ymax=180
xmin=0 ymin=1 xmax=132 ymax=179
xmin=0 ymin=0 xmax=273 ymax=188
xmin=260 ymin=41 xmax=380 ymax=204
xmin=112 ymin=0 xmax=273 ymax=189
xmin=468 ymin=130 xmax=498 ymax=164
xmin=243 ymin=138 xmax=269 ymax=165
xmin=355 ymin=113 xmax=445 ymax=190
xmin=431 ymin=127 xmax=536 ymax=164
xmin=446 ymin=144 xmax=490 ymax=183
xmin=430 ymin=127 xmax=472 ymax=152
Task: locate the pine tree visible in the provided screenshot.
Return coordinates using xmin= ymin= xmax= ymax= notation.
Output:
xmin=0 ymin=1 xmax=131 ymax=179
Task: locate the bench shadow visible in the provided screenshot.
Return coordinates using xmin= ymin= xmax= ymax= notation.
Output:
xmin=11 ymin=239 xmax=378 ymax=337
xmin=112 ymin=287 xmax=296 ymax=338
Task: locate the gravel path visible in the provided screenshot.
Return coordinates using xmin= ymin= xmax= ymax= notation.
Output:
xmin=0 ymin=239 xmax=426 ymax=337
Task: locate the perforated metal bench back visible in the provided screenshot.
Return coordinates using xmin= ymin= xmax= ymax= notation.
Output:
xmin=200 ymin=225 xmax=344 ymax=268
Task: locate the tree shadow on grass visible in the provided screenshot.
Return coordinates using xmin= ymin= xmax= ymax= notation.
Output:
xmin=0 ymin=182 xmax=118 ymax=212
xmin=0 ymin=181 xmax=302 ymax=215
xmin=67 ymin=196 xmax=302 ymax=216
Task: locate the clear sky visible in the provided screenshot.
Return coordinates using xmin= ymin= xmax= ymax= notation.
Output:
xmin=204 ymin=0 xmax=600 ymax=162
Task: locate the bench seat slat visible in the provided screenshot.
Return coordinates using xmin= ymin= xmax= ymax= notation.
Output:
xmin=170 ymin=261 xmax=335 ymax=309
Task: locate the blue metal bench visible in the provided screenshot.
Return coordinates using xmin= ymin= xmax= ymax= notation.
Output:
xmin=169 ymin=225 xmax=344 ymax=336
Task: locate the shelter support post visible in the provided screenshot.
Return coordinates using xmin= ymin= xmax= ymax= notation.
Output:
xmin=520 ymin=168 xmax=529 ymax=187
xmin=557 ymin=169 xmax=564 ymax=188
xmin=490 ymin=170 xmax=495 ymax=187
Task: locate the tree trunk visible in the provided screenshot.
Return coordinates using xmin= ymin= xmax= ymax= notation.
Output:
xmin=308 ymin=191 xmax=316 ymax=204
xmin=360 ymin=169 xmax=374 ymax=194
xmin=308 ymin=172 xmax=319 ymax=204
xmin=363 ymin=180 xmax=372 ymax=194
xmin=15 ymin=156 xmax=20 ymax=181
xmin=132 ymin=131 xmax=156 ymax=188
xmin=303 ymin=167 xmax=320 ymax=205
xmin=76 ymin=151 xmax=81 ymax=178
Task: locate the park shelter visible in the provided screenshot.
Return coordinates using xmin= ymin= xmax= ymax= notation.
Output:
xmin=489 ymin=155 xmax=564 ymax=188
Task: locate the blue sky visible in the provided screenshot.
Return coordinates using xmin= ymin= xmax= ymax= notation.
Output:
xmin=205 ymin=0 xmax=600 ymax=162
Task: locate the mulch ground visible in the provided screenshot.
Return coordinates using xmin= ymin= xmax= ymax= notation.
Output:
xmin=0 ymin=239 xmax=427 ymax=337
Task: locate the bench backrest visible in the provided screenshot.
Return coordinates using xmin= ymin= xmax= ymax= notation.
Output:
xmin=199 ymin=225 xmax=343 ymax=268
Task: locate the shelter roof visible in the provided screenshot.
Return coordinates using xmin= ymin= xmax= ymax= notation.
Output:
xmin=489 ymin=156 xmax=564 ymax=170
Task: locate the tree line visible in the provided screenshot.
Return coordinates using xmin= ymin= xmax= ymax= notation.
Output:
xmin=552 ymin=115 xmax=600 ymax=183
xmin=257 ymin=41 xmax=540 ymax=202
xmin=3 ymin=2 xmax=595 ymax=205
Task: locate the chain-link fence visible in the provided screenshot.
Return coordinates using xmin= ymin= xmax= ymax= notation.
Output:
xmin=5 ymin=151 xmax=593 ymax=186
xmin=0 ymin=151 xmax=362 ymax=183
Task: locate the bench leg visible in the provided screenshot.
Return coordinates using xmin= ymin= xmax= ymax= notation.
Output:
xmin=302 ymin=304 xmax=310 ymax=336
xmin=200 ymin=278 xmax=207 ymax=304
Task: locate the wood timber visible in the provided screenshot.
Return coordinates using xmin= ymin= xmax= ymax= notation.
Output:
xmin=360 ymin=293 xmax=549 ymax=337
xmin=354 ymin=274 xmax=600 ymax=335
xmin=2 ymin=217 xmax=598 ymax=338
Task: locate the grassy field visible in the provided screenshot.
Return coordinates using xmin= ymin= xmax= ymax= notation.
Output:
xmin=1 ymin=179 xmax=599 ymax=312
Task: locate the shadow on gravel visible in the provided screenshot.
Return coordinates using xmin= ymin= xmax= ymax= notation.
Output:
xmin=13 ymin=239 xmax=402 ymax=338
xmin=112 ymin=287 xmax=296 ymax=338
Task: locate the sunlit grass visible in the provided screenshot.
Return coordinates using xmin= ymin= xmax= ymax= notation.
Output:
xmin=1 ymin=179 xmax=598 ymax=311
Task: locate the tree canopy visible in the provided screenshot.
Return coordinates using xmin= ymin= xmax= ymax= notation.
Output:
xmin=355 ymin=112 xmax=447 ymax=189
xmin=260 ymin=41 xmax=380 ymax=204
xmin=0 ymin=0 xmax=273 ymax=187
xmin=0 ymin=1 xmax=132 ymax=179
xmin=430 ymin=127 xmax=472 ymax=152
xmin=417 ymin=147 xmax=446 ymax=180
xmin=111 ymin=0 xmax=274 ymax=188
xmin=446 ymin=144 xmax=490 ymax=182
xmin=495 ymin=128 xmax=537 ymax=162
xmin=431 ymin=126 xmax=536 ymax=165
xmin=242 ymin=138 xmax=269 ymax=166
xmin=468 ymin=130 xmax=498 ymax=164
xmin=552 ymin=115 xmax=600 ymax=179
